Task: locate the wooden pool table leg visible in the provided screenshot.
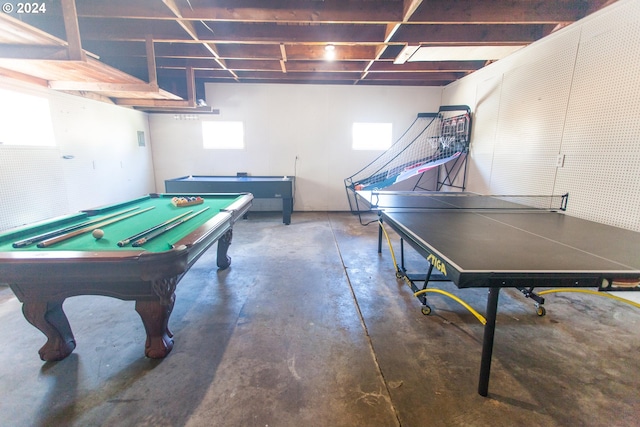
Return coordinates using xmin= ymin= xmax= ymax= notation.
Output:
xmin=22 ymin=300 xmax=76 ymax=362
xmin=217 ymin=229 xmax=233 ymax=270
xmin=135 ymin=277 xmax=177 ymax=359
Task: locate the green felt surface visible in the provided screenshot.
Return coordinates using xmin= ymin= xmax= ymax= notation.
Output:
xmin=0 ymin=194 xmax=243 ymax=253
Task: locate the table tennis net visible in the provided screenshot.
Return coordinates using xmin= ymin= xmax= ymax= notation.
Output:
xmin=366 ymin=192 xmax=569 ymax=211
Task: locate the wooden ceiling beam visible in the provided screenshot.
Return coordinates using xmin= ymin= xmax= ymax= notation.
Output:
xmin=69 ymin=0 xmax=597 ymax=24
xmin=135 ymin=106 xmax=219 ymax=114
xmin=48 ymin=81 xmax=160 ymax=92
xmin=155 ymin=58 xmax=224 ymax=69
xmin=163 ymin=0 xmax=200 ymax=41
xmin=403 ymin=0 xmax=424 ymax=21
xmin=63 ymin=1 xmax=175 ymax=19
xmin=156 ymin=59 xmax=374 ymax=74
xmin=272 ymin=44 xmax=378 ymax=61
xmin=77 ymin=21 xmax=388 ymax=44
xmin=279 ymin=43 xmax=287 ymax=73
xmin=162 ymin=0 xmax=203 ymax=42
xmin=115 ymin=98 xmax=193 ymax=107
xmin=158 ymin=68 xmax=233 ymax=79
xmin=83 ymin=41 xmax=216 ymax=59
xmin=234 ymin=70 xmax=362 ymax=80
xmin=392 ymin=24 xmax=546 ymax=44
xmin=358 ymin=79 xmax=452 ymax=86
xmin=60 ymin=0 xmax=85 ymax=61
xmin=211 ymin=60 xmax=367 ymax=73
xmin=0 ymin=0 xmax=615 ymax=93
xmin=0 ymin=67 xmax=49 ymax=87
xmin=183 ymin=1 xmax=401 ymax=23
xmin=160 ymin=0 xmax=235 ymax=80
xmin=77 ymin=21 xmax=544 ymax=46
xmin=143 ymin=43 xmax=382 ymax=62
xmin=368 ymin=60 xmax=484 ymax=72
xmin=284 ymin=61 xmax=367 ymax=73
xmin=409 ymin=0 xmax=596 ymax=23
xmin=0 ymin=12 xmax=67 ymax=45
xmin=145 ymin=35 xmax=158 ymax=88
xmin=214 ymin=43 xmax=281 ymax=60
xmin=185 ymin=65 xmax=196 ymax=107
xmin=364 ymin=70 xmax=462 ymax=79
xmin=0 ymin=45 xmax=69 ymax=60
xmin=73 ymin=0 xmax=401 ymax=23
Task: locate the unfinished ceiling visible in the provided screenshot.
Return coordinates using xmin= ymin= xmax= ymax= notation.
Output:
xmin=0 ymin=0 xmax=616 ymax=112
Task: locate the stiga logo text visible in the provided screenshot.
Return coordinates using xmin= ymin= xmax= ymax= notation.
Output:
xmin=427 ymin=254 xmax=447 ymax=275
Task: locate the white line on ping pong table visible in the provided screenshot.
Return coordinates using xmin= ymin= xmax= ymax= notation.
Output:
xmin=475 ymin=212 xmax=640 ymax=271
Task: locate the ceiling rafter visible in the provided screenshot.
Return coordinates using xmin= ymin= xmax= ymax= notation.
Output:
xmin=0 ymin=0 xmax=617 ymax=109
xmin=161 ymin=0 xmax=236 ymax=82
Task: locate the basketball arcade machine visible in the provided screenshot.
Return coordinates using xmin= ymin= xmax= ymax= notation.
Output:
xmin=344 ymin=105 xmax=472 ymax=223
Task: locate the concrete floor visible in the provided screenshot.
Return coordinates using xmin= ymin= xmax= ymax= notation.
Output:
xmin=0 ymin=211 xmax=639 ymax=427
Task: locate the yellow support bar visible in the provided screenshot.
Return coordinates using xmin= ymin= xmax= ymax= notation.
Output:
xmin=379 ymin=220 xmax=401 ymax=274
xmin=379 ymin=220 xmax=486 ymax=325
xmin=414 ymin=289 xmax=487 ymax=325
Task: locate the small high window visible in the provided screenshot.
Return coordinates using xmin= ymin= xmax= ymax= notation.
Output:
xmin=0 ymin=88 xmax=56 ymax=147
xmin=202 ymin=121 xmax=244 ymax=149
xmin=352 ymin=122 xmax=392 ymax=150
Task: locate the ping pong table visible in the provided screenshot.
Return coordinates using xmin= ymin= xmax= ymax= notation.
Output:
xmin=355 ymin=190 xmax=640 ymax=396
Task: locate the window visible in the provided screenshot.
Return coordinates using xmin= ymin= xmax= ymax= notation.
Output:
xmin=0 ymin=88 xmax=56 ymax=147
xmin=202 ymin=121 xmax=244 ymax=149
xmin=352 ymin=122 xmax=392 ymax=150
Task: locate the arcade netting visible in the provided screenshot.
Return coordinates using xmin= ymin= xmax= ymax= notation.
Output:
xmin=344 ymin=105 xmax=471 ymax=214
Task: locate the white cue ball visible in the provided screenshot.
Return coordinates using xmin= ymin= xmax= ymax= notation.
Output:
xmin=92 ymin=229 xmax=104 ymax=239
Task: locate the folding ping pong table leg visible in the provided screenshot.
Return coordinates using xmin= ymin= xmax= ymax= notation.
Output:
xmin=517 ymin=287 xmax=546 ymax=316
xmin=478 ymin=287 xmax=500 ymax=397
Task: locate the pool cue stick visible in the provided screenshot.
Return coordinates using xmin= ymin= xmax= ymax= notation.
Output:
xmin=12 ymin=206 xmax=141 ymax=248
xmin=132 ymin=207 xmax=210 ymax=247
xmin=38 ymin=206 xmax=156 ymax=248
xmin=117 ymin=210 xmax=194 ymax=247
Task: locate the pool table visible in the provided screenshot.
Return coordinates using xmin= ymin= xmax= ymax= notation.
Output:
xmin=0 ymin=192 xmax=253 ymax=361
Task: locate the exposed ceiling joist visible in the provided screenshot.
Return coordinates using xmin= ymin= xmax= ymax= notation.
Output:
xmin=0 ymin=0 xmax=616 ymax=110
xmin=60 ymin=0 xmax=85 ymax=61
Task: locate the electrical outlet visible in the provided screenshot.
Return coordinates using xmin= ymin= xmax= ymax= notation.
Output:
xmin=556 ymin=154 xmax=565 ymax=168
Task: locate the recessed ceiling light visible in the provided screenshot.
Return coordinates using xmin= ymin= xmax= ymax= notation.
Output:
xmin=325 ymin=44 xmax=336 ymax=60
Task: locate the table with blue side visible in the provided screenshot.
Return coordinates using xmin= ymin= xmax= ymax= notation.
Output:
xmin=166 ymin=175 xmax=295 ymax=224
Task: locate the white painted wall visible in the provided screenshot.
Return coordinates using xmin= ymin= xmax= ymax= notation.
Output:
xmin=149 ymin=84 xmax=442 ymax=211
xmin=0 ymin=79 xmax=154 ymax=231
xmin=442 ymin=0 xmax=640 ymax=232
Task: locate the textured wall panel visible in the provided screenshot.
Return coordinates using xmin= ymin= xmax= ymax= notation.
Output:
xmin=555 ymin=2 xmax=640 ymax=230
xmin=490 ymin=27 xmax=581 ymax=195
xmin=467 ymin=75 xmax=503 ymax=194
xmin=0 ymin=148 xmax=69 ymax=231
xmin=0 ymin=80 xmax=154 ymax=232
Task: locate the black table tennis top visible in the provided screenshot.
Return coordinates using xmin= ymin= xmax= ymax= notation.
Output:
xmin=363 ymin=191 xmax=640 ymax=289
